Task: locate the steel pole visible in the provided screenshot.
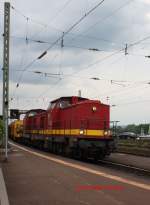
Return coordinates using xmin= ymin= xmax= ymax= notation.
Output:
xmin=2 ymin=2 xmax=10 ymax=161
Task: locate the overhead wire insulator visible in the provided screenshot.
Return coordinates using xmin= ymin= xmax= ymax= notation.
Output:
xmin=26 ymin=17 xmax=29 ymax=45
xmin=26 ymin=36 xmax=28 ymax=44
xmin=61 ymin=32 xmax=64 ymax=48
xmin=37 ymin=51 xmax=47 ymax=59
xmin=89 ymin=48 xmax=100 ymax=51
xmin=16 ymin=83 xmax=19 ymax=88
xmin=90 ymin=77 xmax=100 ymax=80
xmin=111 ymin=104 xmax=116 ymax=107
xmin=35 ymin=40 xmax=46 ymax=43
xmin=125 ymin=43 xmax=128 ymax=55
xmin=34 ymin=71 xmax=42 ymax=74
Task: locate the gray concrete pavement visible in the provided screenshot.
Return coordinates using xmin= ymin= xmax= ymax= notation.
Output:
xmin=2 ymin=143 xmax=150 ymax=205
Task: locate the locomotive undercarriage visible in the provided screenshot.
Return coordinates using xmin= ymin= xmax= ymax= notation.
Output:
xmin=20 ymin=134 xmax=114 ymax=160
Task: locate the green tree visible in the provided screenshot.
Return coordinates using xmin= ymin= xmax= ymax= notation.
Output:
xmin=119 ymin=124 xmax=150 ymax=135
xmin=136 ymin=124 xmax=149 ymax=135
xmin=124 ymin=124 xmax=136 ymax=133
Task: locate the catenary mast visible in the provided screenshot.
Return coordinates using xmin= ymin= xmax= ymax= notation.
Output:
xmin=2 ymin=2 xmax=10 ymax=160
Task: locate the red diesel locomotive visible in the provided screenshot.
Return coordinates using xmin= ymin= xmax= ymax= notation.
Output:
xmin=22 ymin=96 xmax=115 ymax=159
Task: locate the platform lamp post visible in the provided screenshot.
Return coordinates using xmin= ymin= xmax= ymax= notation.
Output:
xmin=2 ymin=2 xmax=10 ymax=161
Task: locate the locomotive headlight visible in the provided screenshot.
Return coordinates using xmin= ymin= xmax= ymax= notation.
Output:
xmin=92 ymin=106 xmax=97 ymax=112
xmin=104 ymin=130 xmax=111 ymax=136
xmin=80 ymin=130 xmax=84 ymax=135
xmin=104 ymin=131 xmax=108 ymax=136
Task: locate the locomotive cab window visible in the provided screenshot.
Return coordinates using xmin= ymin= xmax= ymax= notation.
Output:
xmin=59 ymin=100 xmax=71 ymax=109
xmin=27 ymin=111 xmax=37 ymax=117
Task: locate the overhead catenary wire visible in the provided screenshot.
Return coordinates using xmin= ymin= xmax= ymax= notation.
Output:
xmin=11 ymin=0 xmax=73 ymax=39
xmin=9 ymin=68 xmax=150 ymax=85
xmin=10 ymin=34 xmax=150 ymax=57
xmin=49 ymin=0 xmax=73 ymax=23
xmin=15 ymin=28 xmax=150 ymax=109
xmin=10 ymin=2 xmax=126 ymax=47
xmin=9 ymin=0 xmax=150 ymax=112
xmin=10 ymin=0 xmax=139 ymax=95
xmin=11 ymin=0 xmax=106 ymax=55
xmin=10 ymin=34 xmax=122 ymax=51
xmin=83 ymin=0 xmax=135 ymax=34
xmin=68 ymin=33 xmax=150 ymax=78
xmin=10 ymin=35 xmax=105 ymax=52
xmin=16 ymin=86 xmax=150 ymax=111
xmin=17 ymin=31 xmax=150 ymax=109
xmin=67 ymin=0 xmax=135 ymax=45
xmin=34 ymin=0 xmax=106 ymax=55
xmin=111 ymin=98 xmax=150 ymax=107
xmin=109 ymin=85 xmax=150 ymax=105
xmin=10 ymin=0 xmax=106 ymax=97
xmin=98 ymin=82 xmax=150 ymax=102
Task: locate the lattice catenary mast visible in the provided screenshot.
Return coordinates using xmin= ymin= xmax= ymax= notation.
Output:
xmin=2 ymin=2 xmax=10 ymax=160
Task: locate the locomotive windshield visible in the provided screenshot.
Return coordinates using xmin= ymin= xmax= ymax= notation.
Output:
xmin=47 ymin=99 xmax=71 ymax=109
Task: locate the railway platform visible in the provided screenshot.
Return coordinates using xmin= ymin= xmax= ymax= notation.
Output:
xmin=0 ymin=142 xmax=150 ymax=205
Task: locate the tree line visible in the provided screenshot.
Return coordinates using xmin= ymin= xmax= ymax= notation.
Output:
xmin=116 ymin=124 xmax=150 ymax=135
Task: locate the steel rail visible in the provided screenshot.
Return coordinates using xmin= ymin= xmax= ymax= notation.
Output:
xmin=98 ymin=159 xmax=150 ymax=176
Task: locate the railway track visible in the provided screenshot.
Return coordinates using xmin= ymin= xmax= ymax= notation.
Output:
xmin=98 ymin=159 xmax=150 ymax=177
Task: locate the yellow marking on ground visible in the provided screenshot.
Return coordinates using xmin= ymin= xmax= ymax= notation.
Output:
xmin=9 ymin=142 xmax=150 ymax=191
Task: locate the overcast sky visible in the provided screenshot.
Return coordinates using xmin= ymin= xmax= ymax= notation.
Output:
xmin=0 ymin=0 xmax=150 ymax=125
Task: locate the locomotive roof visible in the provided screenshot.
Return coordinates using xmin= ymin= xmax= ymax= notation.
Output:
xmin=50 ymin=96 xmax=88 ymax=103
